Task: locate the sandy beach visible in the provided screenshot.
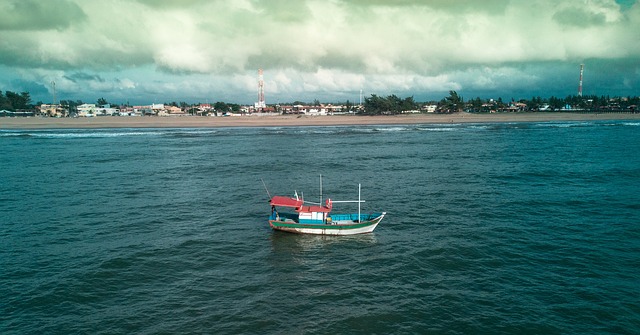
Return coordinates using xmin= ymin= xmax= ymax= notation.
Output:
xmin=1 ymin=112 xmax=639 ymax=129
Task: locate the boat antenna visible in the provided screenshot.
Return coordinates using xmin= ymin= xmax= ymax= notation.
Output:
xmin=261 ymin=178 xmax=272 ymax=199
xmin=319 ymin=174 xmax=323 ymax=205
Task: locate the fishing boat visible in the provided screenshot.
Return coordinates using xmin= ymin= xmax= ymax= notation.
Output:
xmin=266 ymin=177 xmax=386 ymax=235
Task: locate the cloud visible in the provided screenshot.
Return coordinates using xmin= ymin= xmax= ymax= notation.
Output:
xmin=0 ymin=0 xmax=86 ymax=31
xmin=1 ymin=0 xmax=635 ymax=72
xmin=64 ymin=72 xmax=106 ymax=83
xmin=0 ymin=0 xmax=638 ymax=104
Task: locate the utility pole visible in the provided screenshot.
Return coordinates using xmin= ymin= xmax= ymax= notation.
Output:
xmin=51 ymin=81 xmax=57 ymax=105
xmin=578 ymin=64 xmax=584 ymax=97
xmin=256 ymin=69 xmax=265 ymax=109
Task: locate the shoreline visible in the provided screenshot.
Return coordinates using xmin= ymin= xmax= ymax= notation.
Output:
xmin=1 ymin=112 xmax=639 ymax=129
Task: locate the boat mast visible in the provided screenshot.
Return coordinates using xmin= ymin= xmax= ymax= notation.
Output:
xmin=319 ymin=174 xmax=323 ymax=205
xmin=358 ymin=183 xmax=361 ymax=222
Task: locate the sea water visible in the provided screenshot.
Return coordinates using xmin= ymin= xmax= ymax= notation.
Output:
xmin=1 ymin=121 xmax=639 ymax=334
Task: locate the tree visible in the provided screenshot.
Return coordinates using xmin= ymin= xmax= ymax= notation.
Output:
xmin=528 ymin=96 xmax=541 ymax=110
xmin=363 ymin=94 xmax=386 ymax=114
xmin=387 ymin=94 xmax=402 ymax=114
xmin=363 ymin=94 xmax=416 ymax=115
xmin=548 ymin=96 xmax=563 ymax=110
xmin=0 ymin=91 xmax=11 ymax=110
xmin=345 ymin=99 xmax=352 ymax=113
xmin=214 ymin=101 xmax=229 ymax=116
xmin=439 ymin=90 xmax=463 ymax=113
xmin=401 ymin=96 xmax=417 ymax=111
xmin=470 ymin=97 xmax=483 ymax=112
xmin=4 ymin=91 xmax=31 ymax=111
xmin=97 ymin=97 xmax=109 ymax=106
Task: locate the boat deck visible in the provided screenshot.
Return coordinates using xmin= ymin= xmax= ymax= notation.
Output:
xmin=270 ymin=212 xmax=382 ymax=225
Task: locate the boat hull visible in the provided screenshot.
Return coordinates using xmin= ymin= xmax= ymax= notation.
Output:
xmin=269 ymin=213 xmax=385 ymax=235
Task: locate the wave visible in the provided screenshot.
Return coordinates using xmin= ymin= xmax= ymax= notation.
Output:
xmin=532 ymin=120 xmax=640 ymax=129
xmin=0 ymin=128 xmax=221 ymax=139
xmin=417 ymin=126 xmax=460 ymax=132
xmin=163 ymin=129 xmax=219 ymax=138
xmin=0 ymin=131 xmax=33 ymax=138
xmin=37 ymin=131 xmax=160 ymax=138
xmin=533 ymin=121 xmax=593 ymax=128
xmin=3 ymin=120 xmax=638 ymax=140
xmin=371 ymin=126 xmax=411 ymax=132
xmin=0 ymin=129 xmax=163 ymax=139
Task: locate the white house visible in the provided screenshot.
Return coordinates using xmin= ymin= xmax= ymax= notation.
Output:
xmin=423 ymin=105 xmax=437 ymax=113
xmin=96 ymin=104 xmax=119 ymax=116
xmin=77 ymin=104 xmax=97 ymax=117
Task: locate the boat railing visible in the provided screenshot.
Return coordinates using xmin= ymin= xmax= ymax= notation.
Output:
xmin=269 ymin=211 xmax=298 ymax=222
xmin=330 ymin=213 xmax=381 ymax=222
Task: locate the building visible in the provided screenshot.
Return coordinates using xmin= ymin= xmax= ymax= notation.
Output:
xmin=40 ymin=104 xmax=68 ymax=117
xmin=422 ymin=105 xmax=437 ymax=113
xmin=96 ymin=104 xmax=119 ymax=116
xmin=158 ymin=105 xmax=185 ymax=116
xmin=77 ymin=104 xmax=97 ymax=117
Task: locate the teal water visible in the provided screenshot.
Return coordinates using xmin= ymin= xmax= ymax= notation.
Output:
xmin=1 ymin=121 xmax=639 ymax=334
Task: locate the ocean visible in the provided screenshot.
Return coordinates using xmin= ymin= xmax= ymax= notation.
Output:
xmin=1 ymin=121 xmax=639 ymax=334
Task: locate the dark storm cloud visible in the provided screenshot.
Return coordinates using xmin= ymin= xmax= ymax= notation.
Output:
xmin=63 ymin=72 xmax=107 ymax=83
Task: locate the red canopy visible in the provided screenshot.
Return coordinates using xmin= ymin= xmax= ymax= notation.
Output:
xmin=270 ymin=196 xmax=333 ymax=213
xmin=270 ymin=196 xmax=304 ymax=208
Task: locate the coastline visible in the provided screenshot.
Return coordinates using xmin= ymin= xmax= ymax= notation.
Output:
xmin=1 ymin=112 xmax=639 ymax=129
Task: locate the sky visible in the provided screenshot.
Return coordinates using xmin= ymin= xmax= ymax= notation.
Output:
xmin=1 ymin=0 xmax=639 ymax=105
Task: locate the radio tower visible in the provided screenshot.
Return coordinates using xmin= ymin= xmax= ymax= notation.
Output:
xmin=578 ymin=64 xmax=584 ymax=97
xmin=255 ymin=68 xmax=266 ymax=109
xmin=51 ymin=80 xmax=57 ymax=105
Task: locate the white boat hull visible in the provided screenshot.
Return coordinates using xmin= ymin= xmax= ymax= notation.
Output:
xmin=269 ymin=213 xmax=385 ymax=235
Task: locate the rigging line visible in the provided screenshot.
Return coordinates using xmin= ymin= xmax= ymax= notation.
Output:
xmin=261 ymin=178 xmax=272 ymax=199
